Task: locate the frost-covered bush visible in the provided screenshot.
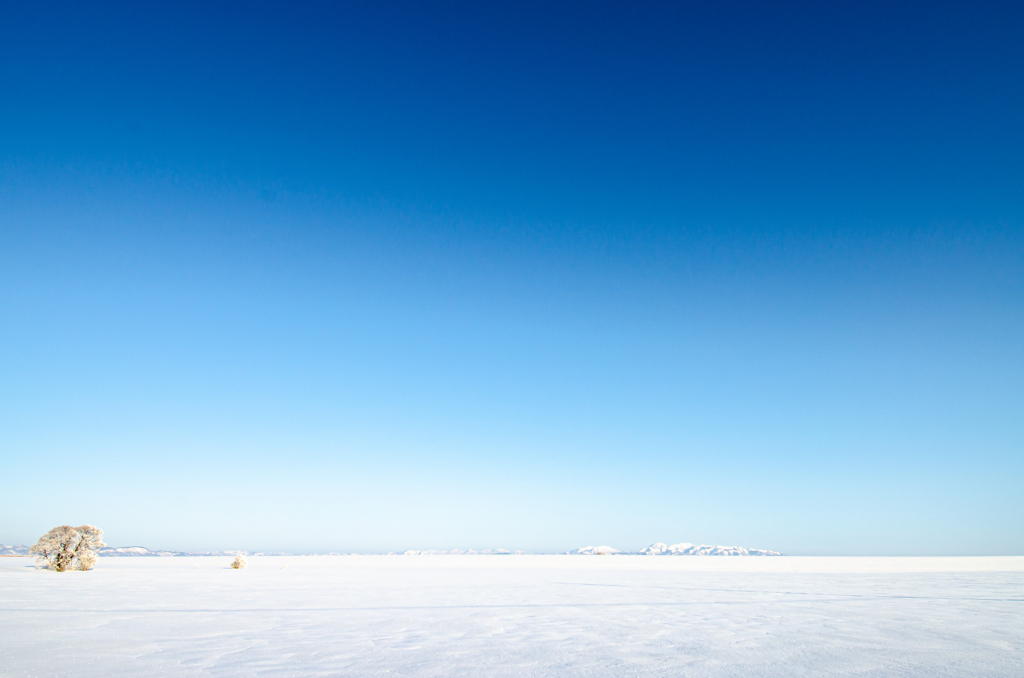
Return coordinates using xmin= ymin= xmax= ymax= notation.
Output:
xmin=30 ymin=525 xmax=105 ymax=571
xmin=231 ymin=555 xmax=247 ymax=569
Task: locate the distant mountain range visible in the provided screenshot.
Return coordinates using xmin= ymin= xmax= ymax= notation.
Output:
xmin=570 ymin=542 xmax=783 ymax=556
xmin=2 ymin=542 xmax=782 ymax=557
xmin=0 ymin=544 xmax=29 ymax=555
xmin=569 ymin=545 xmax=622 ymax=555
xmin=99 ymin=546 xmax=262 ymax=557
xmin=0 ymin=544 xmax=274 ymax=557
xmin=399 ymin=549 xmax=519 ymax=555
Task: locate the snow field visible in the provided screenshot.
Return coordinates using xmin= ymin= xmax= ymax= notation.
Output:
xmin=1 ymin=555 xmax=1022 ymax=677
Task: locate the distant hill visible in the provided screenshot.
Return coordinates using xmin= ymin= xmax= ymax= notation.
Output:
xmin=399 ymin=549 xmax=516 ymax=555
xmin=568 ymin=546 xmax=621 ymax=555
xmin=0 ymin=544 xmax=29 ymax=555
xmin=5 ymin=542 xmax=782 ymax=557
xmin=0 ymin=544 xmax=220 ymax=557
xmin=638 ymin=542 xmax=782 ymax=556
xmin=1 ymin=543 xmax=252 ymax=557
xmin=99 ymin=546 xmax=262 ymax=557
xmin=572 ymin=542 xmax=783 ymax=556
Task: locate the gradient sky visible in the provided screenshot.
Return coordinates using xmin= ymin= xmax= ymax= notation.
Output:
xmin=2 ymin=1 xmax=1022 ymax=555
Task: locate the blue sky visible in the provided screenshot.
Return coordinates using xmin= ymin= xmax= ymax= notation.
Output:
xmin=2 ymin=1 xmax=1022 ymax=555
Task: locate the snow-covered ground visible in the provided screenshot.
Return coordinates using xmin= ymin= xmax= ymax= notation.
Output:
xmin=1 ymin=555 xmax=1022 ymax=677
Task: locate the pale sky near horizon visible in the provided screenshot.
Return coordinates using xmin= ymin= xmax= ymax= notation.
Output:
xmin=2 ymin=1 xmax=1022 ymax=555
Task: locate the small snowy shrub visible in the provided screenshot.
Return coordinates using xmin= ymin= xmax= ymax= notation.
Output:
xmin=231 ymin=555 xmax=247 ymax=569
xmin=30 ymin=525 xmax=105 ymax=571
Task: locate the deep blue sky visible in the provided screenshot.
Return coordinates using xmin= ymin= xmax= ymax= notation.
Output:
xmin=2 ymin=1 xmax=1022 ymax=555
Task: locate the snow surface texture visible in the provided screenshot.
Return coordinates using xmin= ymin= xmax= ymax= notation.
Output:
xmin=2 ymin=555 xmax=1022 ymax=677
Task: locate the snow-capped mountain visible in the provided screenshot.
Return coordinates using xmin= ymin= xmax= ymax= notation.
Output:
xmin=3 ymin=544 xmax=205 ymax=557
xmin=568 ymin=546 xmax=621 ymax=555
xmin=100 ymin=546 xmax=179 ymax=557
xmin=98 ymin=547 xmax=258 ymax=557
xmin=6 ymin=541 xmax=780 ymax=557
xmin=0 ymin=544 xmax=30 ymax=555
xmin=570 ymin=542 xmax=783 ymax=556
xmin=400 ymin=549 xmax=517 ymax=555
xmin=638 ymin=542 xmax=782 ymax=556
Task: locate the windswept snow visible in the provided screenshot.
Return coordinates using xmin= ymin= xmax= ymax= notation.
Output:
xmin=1 ymin=555 xmax=1021 ymax=677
